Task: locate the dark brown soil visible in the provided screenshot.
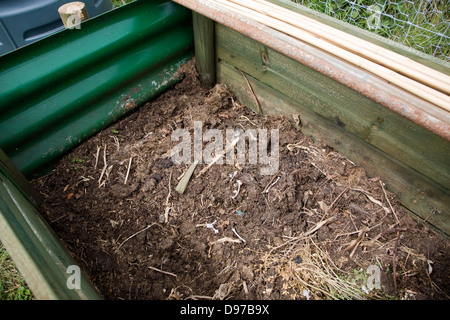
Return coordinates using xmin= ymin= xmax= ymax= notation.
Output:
xmin=31 ymin=59 xmax=450 ymax=300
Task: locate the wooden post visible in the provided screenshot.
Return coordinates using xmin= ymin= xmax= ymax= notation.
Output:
xmin=58 ymin=2 xmax=90 ymax=29
xmin=193 ymin=12 xmax=216 ymax=88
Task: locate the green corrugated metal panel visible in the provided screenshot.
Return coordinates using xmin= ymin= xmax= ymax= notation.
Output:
xmin=0 ymin=0 xmax=194 ymax=178
xmin=0 ymin=0 xmax=194 ymax=300
xmin=0 ymin=162 xmax=101 ymax=299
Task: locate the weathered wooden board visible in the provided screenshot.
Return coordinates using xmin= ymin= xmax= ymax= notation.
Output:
xmin=217 ymin=60 xmax=450 ymax=238
xmin=193 ymin=12 xmax=216 ymax=88
xmin=266 ymin=0 xmax=450 ymax=76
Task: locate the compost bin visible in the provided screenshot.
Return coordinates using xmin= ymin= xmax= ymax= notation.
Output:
xmin=0 ymin=0 xmax=449 ymax=300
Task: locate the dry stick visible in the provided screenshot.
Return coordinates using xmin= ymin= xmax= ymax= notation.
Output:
xmin=98 ymin=145 xmax=107 ymax=187
xmin=110 ymin=135 xmax=120 ymax=151
xmin=294 ymin=273 xmax=335 ymax=300
xmin=186 ymin=295 xmax=214 ymax=300
xmin=212 ymin=0 xmax=450 ymax=111
xmin=164 ymin=171 xmax=173 ymax=224
xmin=237 ymin=0 xmax=450 ymax=92
xmin=196 ymin=137 xmax=240 ymax=178
xmin=261 ymin=170 xmax=281 ymax=193
xmin=267 ymin=215 xmax=335 ymax=255
xmin=124 ymin=157 xmax=133 ymax=184
xmin=345 ymin=227 xmax=370 ymax=258
xmin=352 ymin=187 xmax=390 ymax=214
xmin=148 ymin=266 xmax=177 ymax=278
xmin=393 ymin=231 xmax=401 ymax=291
xmin=94 ymin=145 xmax=101 ymax=170
xmin=239 ymin=69 xmax=262 ymax=115
xmin=210 ymin=237 xmax=242 ymax=245
xmin=265 ymin=176 xmax=280 ymax=194
xmin=102 ymin=165 xmax=113 ymax=188
xmin=379 ymin=180 xmax=399 ymax=224
xmin=320 ymin=186 xmax=349 ymax=221
xmin=303 ymin=215 xmax=336 ymax=237
xmin=116 ymin=223 xmax=155 ymax=252
xmin=239 ymin=115 xmax=258 ymax=127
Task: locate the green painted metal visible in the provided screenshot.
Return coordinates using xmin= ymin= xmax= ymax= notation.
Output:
xmin=0 ymin=0 xmax=194 ymax=300
xmin=0 ymin=0 xmax=194 ymax=178
xmin=0 ymin=160 xmax=101 ymax=299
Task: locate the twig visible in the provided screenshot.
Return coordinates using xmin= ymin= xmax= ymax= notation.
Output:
xmin=320 ymin=187 xmax=349 ymax=221
xmin=210 ymin=237 xmax=242 ymax=245
xmin=116 ymin=224 xmax=154 ymax=252
xmin=266 ymin=216 xmax=336 ymax=255
xmin=329 ymin=187 xmax=348 ymax=212
xmin=261 ymin=170 xmax=281 ymax=193
xmin=239 ymin=115 xmax=258 ymax=127
xmin=186 ymin=295 xmax=214 ymax=300
xmin=303 ymin=215 xmax=336 ymax=237
xmin=344 ymin=227 xmax=370 ymax=258
xmin=99 ymin=165 xmax=113 ymax=188
xmin=110 ymin=135 xmax=120 ymax=151
xmin=239 ymin=69 xmax=262 ymax=115
xmin=265 ymin=176 xmax=280 ymax=194
xmin=196 ymin=137 xmax=240 ymax=178
xmin=94 ymin=145 xmax=101 ymax=169
xmin=379 ymin=180 xmax=399 ymax=223
xmin=98 ymin=145 xmax=107 ymax=186
xmin=393 ymin=231 xmax=401 ymax=291
xmin=164 ymin=172 xmax=173 ymax=224
xmin=352 ymin=188 xmax=390 ymax=214
xmin=124 ymin=157 xmax=133 ymax=184
xmin=148 ymin=266 xmax=177 ymax=278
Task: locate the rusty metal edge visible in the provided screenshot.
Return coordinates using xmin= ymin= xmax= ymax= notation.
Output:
xmin=173 ymin=0 xmax=450 ymax=142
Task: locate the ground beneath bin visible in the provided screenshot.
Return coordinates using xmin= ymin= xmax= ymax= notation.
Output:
xmin=32 ymin=59 xmax=449 ymax=300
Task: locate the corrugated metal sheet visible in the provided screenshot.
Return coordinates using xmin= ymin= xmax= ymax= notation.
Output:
xmin=0 ymin=0 xmax=194 ymax=177
xmin=0 ymin=163 xmax=102 ymax=299
xmin=0 ymin=0 xmax=194 ymax=300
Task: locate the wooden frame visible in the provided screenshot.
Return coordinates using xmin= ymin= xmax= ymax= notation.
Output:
xmin=184 ymin=0 xmax=450 ymax=238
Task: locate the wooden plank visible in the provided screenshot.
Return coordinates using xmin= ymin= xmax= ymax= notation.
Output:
xmin=267 ymin=0 xmax=450 ymax=76
xmin=233 ymin=0 xmax=450 ymax=94
xmin=193 ymin=12 xmax=216 ymax=88
xmin=215 ymin=23 xmax=450 ymax=191
xmin=217 ymin=60 xmax=450 ymax=238
xmin=212 ymin=0 xmax=450 ymax=111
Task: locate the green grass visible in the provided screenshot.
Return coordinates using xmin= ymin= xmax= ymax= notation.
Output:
xmin=112 ymin=0 xmax=135 ymax=8
xmin=293 ymin=0 xmax=450 ymax=61
xmin=0 ymin=242 xmax=34 ymax=300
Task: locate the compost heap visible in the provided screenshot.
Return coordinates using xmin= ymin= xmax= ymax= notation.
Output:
xmin=32 ymin=59 xmax=450 ymax=300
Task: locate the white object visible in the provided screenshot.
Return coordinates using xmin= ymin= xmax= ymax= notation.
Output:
xmin=232 ymin=180 xmax=242 ymax=199
xmin=206 ymin=220 xmax=219 ymax=234
xmin=232 ymin=227 xmax=246 ymax=243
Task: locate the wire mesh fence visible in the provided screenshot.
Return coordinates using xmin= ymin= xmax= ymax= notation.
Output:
xmin=292 ymin=0 xmax=449 ymax=61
